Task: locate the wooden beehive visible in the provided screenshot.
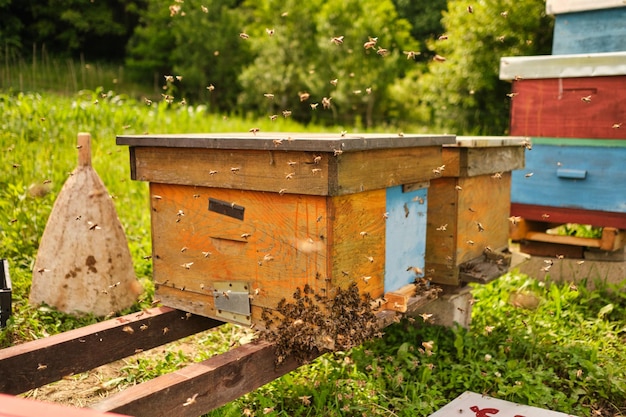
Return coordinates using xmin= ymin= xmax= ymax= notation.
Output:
xmin=547 ymin=0 xmax=626 ymax=54
xmin=425 ymin=137 xmax=526 ymax=286
xmin=118 ymin=133 xmax=454 ymax=326
xmin=500 ymin=53 xmax=626 ymax=230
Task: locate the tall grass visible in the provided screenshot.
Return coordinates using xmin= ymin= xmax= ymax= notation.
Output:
xmin=0 ymin=44 xmax=145 ymax=96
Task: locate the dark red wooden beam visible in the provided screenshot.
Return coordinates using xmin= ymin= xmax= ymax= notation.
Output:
xmin=0 ymin=307 xmax=222 ymax=395
xmin=511 ymin=203 xmax=626 ymax=229
xmin=91 ymin=340 xmax=302 ymax=417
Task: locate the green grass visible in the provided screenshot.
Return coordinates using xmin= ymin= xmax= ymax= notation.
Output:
xmin=1 ymin=91 xmax=625 ymax=416
xmin=203 ymin=273 xmax=625 ymax=417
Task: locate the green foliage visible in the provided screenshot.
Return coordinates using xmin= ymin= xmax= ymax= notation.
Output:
xmin=392 ymin=0 xmax=448 ymax=59
xmin=412 ymin=0 xmax=553 ymax=135
xmin=206 ymin=273 xmax=626 ymax=416
xmin=125 ymin=0 xmax=252 ymax=109
xmin=551 ymin=223 xmax=604 ymax=239
xmin=0 ymin=0 xmax=144 ymax=59
xmin=238 ymin=0 xmax=419 ymax=128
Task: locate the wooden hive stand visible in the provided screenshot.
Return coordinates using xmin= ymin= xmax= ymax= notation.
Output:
xmin=509 ymin=218 xmax=626 ymax=259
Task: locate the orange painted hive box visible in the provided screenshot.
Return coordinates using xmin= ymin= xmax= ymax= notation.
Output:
xmin=425 ymin=137 xmax=526 ymax=286
xmin=118 ymin=133 xmax=455 ymax=326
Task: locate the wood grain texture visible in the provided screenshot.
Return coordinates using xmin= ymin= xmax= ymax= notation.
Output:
xmin=0 ymin=307 xmax=221 ymax=395
xmin=151 ymin=184 xmax=328 ymax=322
xmin=510 ymin=77 xmax=626 ymax=139
xmin=327 ymin=190 xmax=386 ymax=298
xmin=133 ymin=147 xmax=330 ymax=195
xmin=442 ymin=147 xmax=525 ymax=177
xmin=131 ymin=145 xmax=443 ymax=196
xmin=117 ymin=133 xmax=454 ymax=152
xmin=91 ymin=340 xmax=302 ymax=417
xmin=426 ymin=174 xmax=512 ymax=285
xmin=335 ymin=146 xmax=443 ymax=195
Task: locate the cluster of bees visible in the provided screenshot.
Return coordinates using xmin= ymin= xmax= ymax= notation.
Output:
xmin=261 ymin=283 xmax=379 ymax=365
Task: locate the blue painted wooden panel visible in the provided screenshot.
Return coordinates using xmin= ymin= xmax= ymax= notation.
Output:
xmin=511 ymin=144 xmax=626 ymax=213
xmin=384 ymin=185 xmax=427 ymax=293
xmin=553 ymin=8 xmax=626 ymax=54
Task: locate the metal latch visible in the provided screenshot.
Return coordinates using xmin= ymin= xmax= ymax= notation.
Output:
xmin=213 ymin=281 xmax=251 ymax=325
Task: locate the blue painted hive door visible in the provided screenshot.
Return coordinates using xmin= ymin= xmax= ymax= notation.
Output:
xmin=384 ymin=185 xmax=428 ymax=292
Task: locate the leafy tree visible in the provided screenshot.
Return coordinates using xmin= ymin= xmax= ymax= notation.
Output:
xmin=392 ymin=0 xmax=448 ymax=60
xmin=125 ymin=0 xmax=251 ymax=109
xmin=0 ymin=0 xmax=143 ymax=60
xmin=238 ymin=0 xmax=419 ymax=127
xmin=412 ymin=0 xmax=553 ymax=135
xmin=236 ymin=0 xmax=326 ymax=123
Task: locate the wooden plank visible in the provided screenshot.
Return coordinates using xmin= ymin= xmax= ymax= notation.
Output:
xmin=442 ymin=147 xmax=525 ymax=177
xmin=335 ymin=146 xmax=443 ymax=195
xmin=0 ymin=307 xmax=221 ymax=395
xmin=509 ymin=77 xmax=626 ymax=139
xmin=92 ymin=294 xmax=436 ymax=417
xmin=511 ymin=144 xmax=626 ymax=214
xmin=426 ymin=174 xmax=512 ymax=286
xmin=384 ymin=185 xmax=428 ymax=292
xmin=117 ymin=133 xmax=455 ymax=153
xmin=328 ymin=189 xmax=386 ymax=299
xmin=600 ymin=227 xmax=626 ymax=251
xmin=133 ymin=147 xmax=331 ymax=196
xmin=0 ymin=394 xmax=130 ymax=417
xmin=91 ymin=340 xmax=302 ymax=417
xmin=525 ymin=231 xmax=602 ymax=247
xmin=518 ymin=240 xmax=585 ymax=258
xmin=553 ymin=8 xmax=626 ymax=55
xmin=511 ymin=203 xmax=626 ymax=229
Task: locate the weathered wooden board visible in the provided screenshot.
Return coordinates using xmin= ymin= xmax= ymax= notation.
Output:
xmin=442 ymin=136 xmax=526 ymax=178
xmin=508 ymin=77 xmax=626 ymax=139
xmin=130 ymin=145 xmax=444 ymax=197
xmin=426 ymin=174 xmax=512 ymax=285
xmin=552 ymin=7 xmax=626 ymax=54
xmin=0 ymin=307 xmax=221 ymax=395
xmin=424 ymin=138 xmax=521 ymax=286
xmin=327 ymin=188 xmax=386 ymax=295
xmin=511 ymin=142 xmax=626 ymax=215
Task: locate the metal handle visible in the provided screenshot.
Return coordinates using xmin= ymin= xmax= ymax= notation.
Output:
xmin=556 ymin=168 xmax=587 ymax=179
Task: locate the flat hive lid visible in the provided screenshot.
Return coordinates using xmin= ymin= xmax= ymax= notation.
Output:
xmin=117 ymin=132 xmax=455 ymax=152
xmin=499 ymin=51 xmax=626 ymax=80
xmin=450 ymin=136 xmax=530 ymax=148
